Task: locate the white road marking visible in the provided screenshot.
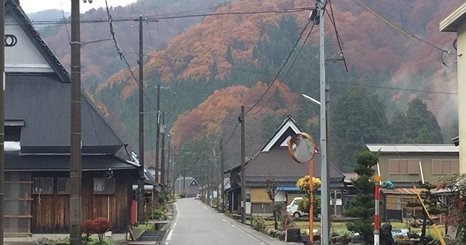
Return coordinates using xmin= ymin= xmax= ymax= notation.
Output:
xmin=166 ymin=230 xmax=174 ymax=241
xmin=166 ymin=203 xmax=178 ymax=243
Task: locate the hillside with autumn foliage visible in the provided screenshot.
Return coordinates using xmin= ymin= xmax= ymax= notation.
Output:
xmin=39 ymin=0 xmax=463 ymax=174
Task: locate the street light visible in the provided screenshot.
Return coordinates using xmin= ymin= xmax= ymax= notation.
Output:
xmin=302 ymin=93 xmax=329 ymax=244
xmin=302 ymin=94 xmax=321 ymax=105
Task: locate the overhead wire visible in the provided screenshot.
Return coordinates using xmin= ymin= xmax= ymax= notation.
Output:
xmin=20 ymin=7 xmax=312 ymax=26
xmin=252 ymin=18 xmax=317 ymax=117
xmin=333 ymin=80 xmax=457 ymax=95
xmin=326 ymin=0 xmax=348 ymax=72
xmin=60 ymin=3 xmax=70 ymax=42
xmin=223 ymin=122 xmax=240 ymax=147
xmin=104 ymin=0 xmax=157 ymax=113
xmin=282 ymin=20 xmax=317 ymax=80
xmin=245 ymin=16 xmax=315 ymax=116
xmin=353 ymin=0 xmax=453 ymax=54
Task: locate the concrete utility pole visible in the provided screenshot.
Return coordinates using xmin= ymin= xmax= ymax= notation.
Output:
xmin=70 ymin=0 xmax=82 ymax=243
xmin=0 ymin=1 xmax=5 ymax=244
xmin=160 ymin=112 xmax=166 ymax=191
xmin=137 ymin=15 xmax=145 ymax=224
xmin=155 ymin=84 xmax=161 ymax=182
xmin=318 ymin=1 xmax=330 ymax=244
xmin=240 ymin=105 xmax=246 ymax=224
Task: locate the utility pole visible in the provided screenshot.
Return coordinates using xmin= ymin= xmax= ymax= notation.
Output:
xmin=155 ymin=84 xmax=161 ymax=182
xmin=137 ymin=15 xmax=145 ymax=224
xmin=160 ymin=112 xmax=166 ymax=193
xmin=166 ymin=134 xmax=171 ymax=194
xmin=318 ymin=1 xmax=330 ymax=244
xmin=220 ymin=135 xmax=225 ymax=212
xmin=0 ymin=0 xmax=5 ymax=243
xmin=172 ymin=146 xmax=176 ymax=197
xmin=70 ymin=0 xmax=82 ymax=243
xmin=240 ymin=105 xmax=246 ymax=224
xmin=207 ymin=159 xmax=211 ymax=205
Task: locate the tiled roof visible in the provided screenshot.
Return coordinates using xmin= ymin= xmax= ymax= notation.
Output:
xmin=366 ymin=144 xmax=458 ymax=153
xmin=245 ymin=147 xmax=344 ymax=183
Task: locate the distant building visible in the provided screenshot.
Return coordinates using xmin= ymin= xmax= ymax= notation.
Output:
xmin=367 ymin=144 xmax=459 ymax=221
xmin=174 ymin=177 xmax=200 ymax=197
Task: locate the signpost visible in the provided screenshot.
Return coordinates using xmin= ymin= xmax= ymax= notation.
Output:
xmin=288 ymin=132 xmax=316 ymax=244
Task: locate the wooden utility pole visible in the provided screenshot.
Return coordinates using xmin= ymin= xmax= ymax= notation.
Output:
xmin=207 ymin=159 xmax=211 ymax=205
xmin=0 ymin=1 xmax=5 ymax=243
xmin=240 ymin=105 xmax=246 ymax=224
xmin=70 ymin=0 xmax=82 ymax=243
xmin=137 ymin=15 xmax=145 ymax=224
xmin=166 ymin=135 xmax=171 ymax=194
xmin=220 ymin=135 xmax=225 ymax=212
xmin=155 ymin=84 xmax=161 ymax=182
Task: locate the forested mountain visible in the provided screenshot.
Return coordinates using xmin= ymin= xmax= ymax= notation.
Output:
xmin=37 ymin=0 xmax=462 ymax=179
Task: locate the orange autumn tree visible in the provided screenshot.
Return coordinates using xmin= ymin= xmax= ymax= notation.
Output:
xmin=296 ymin=176 xmax=321 ymax=217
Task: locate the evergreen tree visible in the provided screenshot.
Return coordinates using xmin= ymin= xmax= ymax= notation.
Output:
xmin=331 ymin=88 xmax=389 ymax=170
xmin=225 ymin=45 xmax=233 ymax=64
xmin=387 ymin=110 xmax=408 ymax=143
xmin=344 ymin=150 xmax=378 ymax=244
xmin=405 ymin=98 xmax=443 ymax=143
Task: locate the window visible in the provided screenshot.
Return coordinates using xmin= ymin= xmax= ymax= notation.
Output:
xmin=57 ymin=177 xmax=69 ymax=194
xmin=32 ymin=177 xmax=54 ymax=194
xmin=93 ymin=177 xmax=115 ymax=194
xmin=388 ymin=159 xmax=419 ymax=174
xmin=432 ymin=159 xmax=459 ymax=175
xmin=5 ymin=120 xmax=24 ymax=142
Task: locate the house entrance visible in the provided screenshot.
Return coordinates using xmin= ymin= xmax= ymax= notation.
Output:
xmin=4 ymin=173 xmax=32 ymax=234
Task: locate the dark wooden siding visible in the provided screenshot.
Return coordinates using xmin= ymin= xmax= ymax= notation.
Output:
xmin=31 ymin=171 xmax=134 ymax=233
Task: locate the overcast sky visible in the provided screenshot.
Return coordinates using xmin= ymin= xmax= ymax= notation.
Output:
xmin=20 ymin=0 xmax=137 ymax=14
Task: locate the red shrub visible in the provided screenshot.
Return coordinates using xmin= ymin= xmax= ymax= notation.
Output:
xmin=82 ymin=217 xmax=111 ymax=242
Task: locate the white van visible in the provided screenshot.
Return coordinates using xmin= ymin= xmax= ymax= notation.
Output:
xmin=286 ymin=197 xmax=307 ymax=218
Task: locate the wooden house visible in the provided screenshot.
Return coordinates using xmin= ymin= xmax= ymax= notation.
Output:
xmin=3 ymin=0 xmax=148 ymax=234
xmin=173 ymin=176 xmax=200 ymax=197
xmin=225 ymin=116 xmax=345 ymax=216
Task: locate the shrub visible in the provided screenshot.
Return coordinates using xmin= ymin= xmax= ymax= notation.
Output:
xmin=82 ymin=217 xmax=111 ymax=244
xmin=152 ymin=208 xmax=167 ymax=220
xmin=251 ymin=216 xmax=267 ymax=232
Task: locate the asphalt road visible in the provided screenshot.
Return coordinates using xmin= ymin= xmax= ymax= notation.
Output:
xmin=165 ymin=198 xmax=296 ymax=245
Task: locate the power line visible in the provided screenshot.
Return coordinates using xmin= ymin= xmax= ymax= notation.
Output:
xmin=104 ymin=0 xmax=157 ymax=113
xmin=246 ymin=16 xmax=315 ymax=116
xmin=16 ymin=7 xmax=312 ymax=26
xmin=333 ymin=80 xmax=457 ymax=95
xmin=326 ymin=0 xmax=348 ymax=72
xmin=354 ymin=0 xmax=453 ymax=54
xmin=282 ymin=20 xmax=317 ymax=80
xmin=256 ymin=20 xmax=318 ymax=110
xmin=223 ymin=121 xmax=240 ymax=147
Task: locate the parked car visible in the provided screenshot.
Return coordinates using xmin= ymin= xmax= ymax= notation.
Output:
xmin=286 ymin=197 xmax=308 ymax=218
xmin=391 ymin=228 xmax=409 ymax=238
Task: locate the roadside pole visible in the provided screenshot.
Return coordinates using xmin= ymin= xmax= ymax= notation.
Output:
xmin=374 ymin=175 xmax=380 ymax=245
